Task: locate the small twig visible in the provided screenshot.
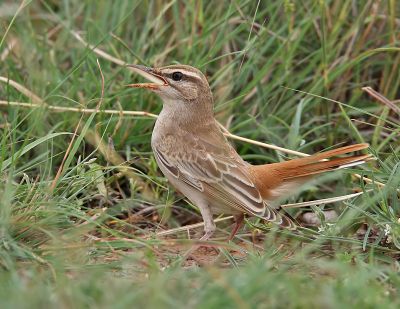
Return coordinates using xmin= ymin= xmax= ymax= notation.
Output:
xmin=156 ymin=216 xmax=234 ymax=237
xmin=0 ymin=101 xmax=158 ymax=118
xmin=218 ymin=123 xmax=309 ymax=157
xmin=281 ymin=191 xmax=365 ymax=209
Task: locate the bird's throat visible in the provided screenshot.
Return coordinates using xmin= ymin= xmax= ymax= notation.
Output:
xmin=158 ymin=98 xmax=214 ymax=127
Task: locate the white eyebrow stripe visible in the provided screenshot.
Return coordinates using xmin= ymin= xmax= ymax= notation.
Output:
xmin=161 ymin=69 xmax=202 ymax=80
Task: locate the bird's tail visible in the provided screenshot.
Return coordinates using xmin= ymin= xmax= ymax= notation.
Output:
xmin=251 ymin=143 xmax=371 ymax=203
xmin=268 ymin=143 xmax=371 ymax=179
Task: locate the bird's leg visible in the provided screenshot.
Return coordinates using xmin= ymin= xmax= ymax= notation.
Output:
xmin=197 ymin=202 xmax=216 ymax=240
xmin=180 ymin=202 xmax=216 ymax=265
xmin=228 ymin=214 xmax=244 ymax=241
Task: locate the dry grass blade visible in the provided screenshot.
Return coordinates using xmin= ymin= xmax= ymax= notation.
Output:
xmin=70 ymin=31 xmax=126 ymax=66
xmin=362 ymin=86 xmax=400 ymax=116
xmin=0 ymin=76 xmax=44 ymax=104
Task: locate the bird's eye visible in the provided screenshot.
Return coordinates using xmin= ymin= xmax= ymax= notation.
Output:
xmin=172 ymin=71 xmax=183 ymax=81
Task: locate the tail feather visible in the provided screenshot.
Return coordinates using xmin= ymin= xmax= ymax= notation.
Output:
xmin=250 ymin=143 xmax=371 ymax=201
xmin=277 ymin=153 xmax=371 ymax=179
xmin=277 ymin=210 xmax=297 ymax=230
xmin=278 ymin=143 xmax=370 ymax=167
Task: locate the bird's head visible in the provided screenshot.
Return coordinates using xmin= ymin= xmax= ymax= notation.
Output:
xmin=126 ymin=64 xmax=213 ymax=107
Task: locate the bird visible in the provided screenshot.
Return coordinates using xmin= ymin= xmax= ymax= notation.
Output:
xmin=126 ymin=64 xmax=371 ymax=240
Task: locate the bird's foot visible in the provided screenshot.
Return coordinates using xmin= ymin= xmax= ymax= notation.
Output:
xmin=228 ymin=214 xmax=244 ymax=241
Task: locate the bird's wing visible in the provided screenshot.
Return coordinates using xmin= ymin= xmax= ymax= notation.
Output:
xmin=153 ymin=130 xmax=292 ymax=227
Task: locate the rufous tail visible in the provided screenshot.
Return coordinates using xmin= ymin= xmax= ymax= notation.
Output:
xmin=251 ymin=143 xmax=371 ymax=202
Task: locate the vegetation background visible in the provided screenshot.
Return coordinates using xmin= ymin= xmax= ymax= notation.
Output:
xmin=1 ymin=0 xmax=399 ymax=307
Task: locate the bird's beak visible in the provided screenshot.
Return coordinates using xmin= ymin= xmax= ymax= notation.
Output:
xmin=126 ymin=64 xmax=168 ymax=89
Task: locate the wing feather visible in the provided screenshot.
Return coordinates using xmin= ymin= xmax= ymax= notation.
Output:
xmin=152 ymin=128 xmax=292 ymax=226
